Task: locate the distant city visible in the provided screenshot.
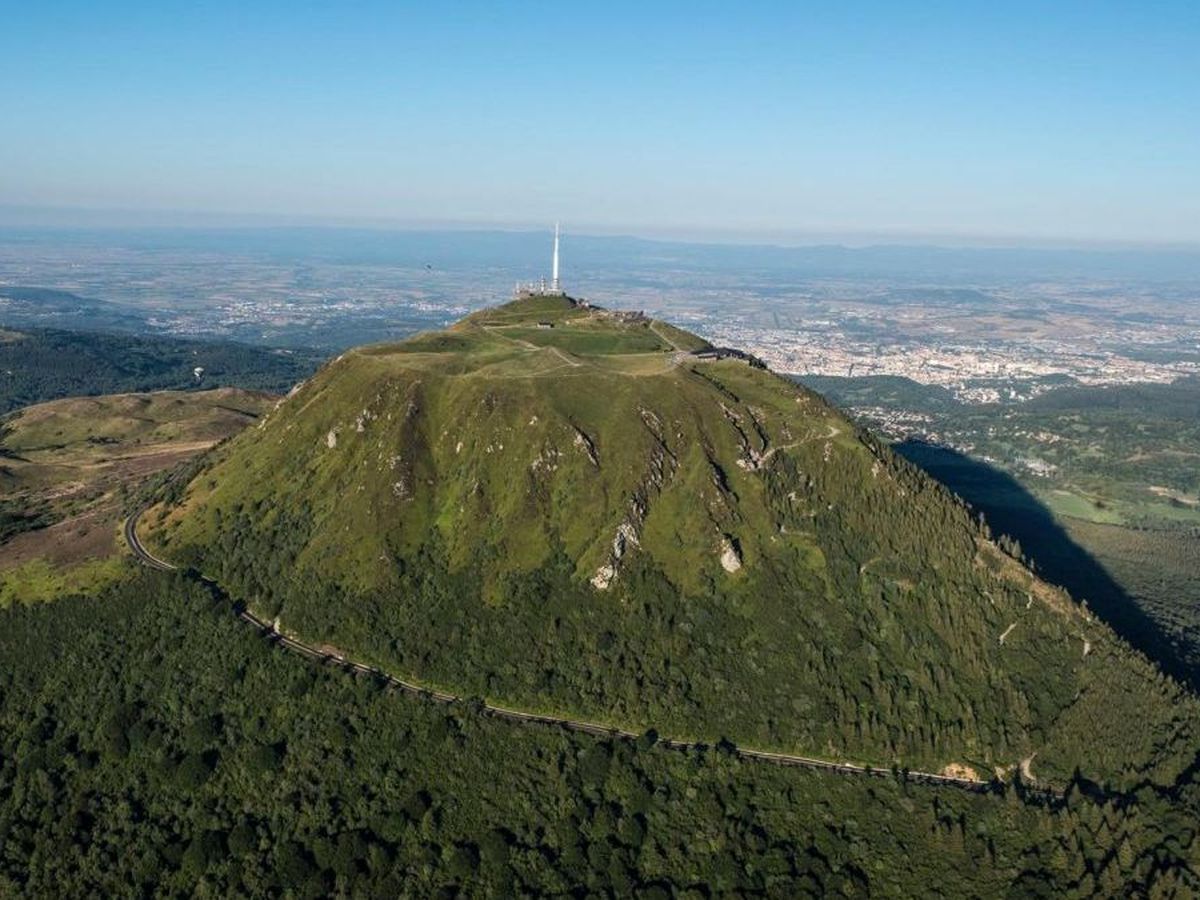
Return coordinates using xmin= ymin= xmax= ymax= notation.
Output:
xmin=1 ymin=228 xmax=1197 ymax=407
xmin=691 ymin=282 xmax=1200 ymax=404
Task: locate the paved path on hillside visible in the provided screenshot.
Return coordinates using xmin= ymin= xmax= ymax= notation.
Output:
xmin=123 ymin=513 xmax=176 ymax=571
xmin=124 ymin=508 xmax=1061 ymax=798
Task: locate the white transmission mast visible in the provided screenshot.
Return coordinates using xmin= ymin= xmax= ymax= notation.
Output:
xmin=551 ymin=222 xmax=561 ymax=293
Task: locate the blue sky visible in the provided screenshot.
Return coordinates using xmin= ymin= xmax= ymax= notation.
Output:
xmin=2 ymin=1 xmax=1197 ymax=244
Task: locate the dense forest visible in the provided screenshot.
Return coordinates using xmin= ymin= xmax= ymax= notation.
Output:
xmin=801 ymin=374 xmax=1200 ymax=518
xmin=2 ymin=569 xmax=1199 ymax=896
xmin=1024 ymin=376 xmax=1200 ymax=418
xmin=0 ymin=326 xmax=322 ymax=412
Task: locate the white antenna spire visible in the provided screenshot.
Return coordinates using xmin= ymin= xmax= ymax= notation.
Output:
xmin=551 ymin=222 xmax=560 ymax=293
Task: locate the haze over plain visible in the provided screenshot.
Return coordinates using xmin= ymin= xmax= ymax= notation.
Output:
xmin=2 ymin=1 xmax=1198 ymax=245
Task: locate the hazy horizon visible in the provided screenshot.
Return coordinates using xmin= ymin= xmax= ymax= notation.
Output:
xmin=3 ymin=2 xmax=1198 ymax=245
xmin=4 ymin=206 xmax=1200 ymax=257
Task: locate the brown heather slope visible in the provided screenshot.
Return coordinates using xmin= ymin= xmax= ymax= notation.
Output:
xmin=0 ymin=388 xmax=273 ymax=603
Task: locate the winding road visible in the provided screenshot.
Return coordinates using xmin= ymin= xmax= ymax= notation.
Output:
xmin=123 ymin=513 xmax=175 ymax=571
xmin=124 ymin=508 xmax=1060 ymax=798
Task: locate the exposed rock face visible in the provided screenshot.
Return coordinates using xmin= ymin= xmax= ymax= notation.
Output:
xmin=613 ymin=522 xmax=639 ymax=556
xmin=720 ymin=536 xmax=743 ymax=573
xmin=591 ymin=522 xmax=641 ymax=591
xmin=940 ymin=763 xmax=980 ymax=782
xmin=326 ymin=429 xmax=338 ymax=449
xmin=590 ymin=564 xmax=617 ymax=591
xmin=573 ymin=427 xmax=599 ymax=466
xmin=588 ymin=427 xmax=676 ymax=592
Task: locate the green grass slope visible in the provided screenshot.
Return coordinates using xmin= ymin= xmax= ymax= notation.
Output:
xmin=146 ymin=297 xmax=1200 ymax=789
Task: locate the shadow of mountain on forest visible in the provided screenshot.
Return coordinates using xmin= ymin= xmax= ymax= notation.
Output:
xmin=895 ymin=439 xmax=1197 ymax=691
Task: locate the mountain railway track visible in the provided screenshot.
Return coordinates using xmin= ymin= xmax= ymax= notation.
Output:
xmin=125 ymin=509 xmax=1060 ymax=799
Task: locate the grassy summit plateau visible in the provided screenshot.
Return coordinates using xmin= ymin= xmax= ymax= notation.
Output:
xmin=144 ymin=296 xmax=1199 ymax=787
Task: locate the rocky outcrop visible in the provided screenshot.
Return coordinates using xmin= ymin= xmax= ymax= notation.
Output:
xmin=719 ymin=536 xmax=743 ymax=573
